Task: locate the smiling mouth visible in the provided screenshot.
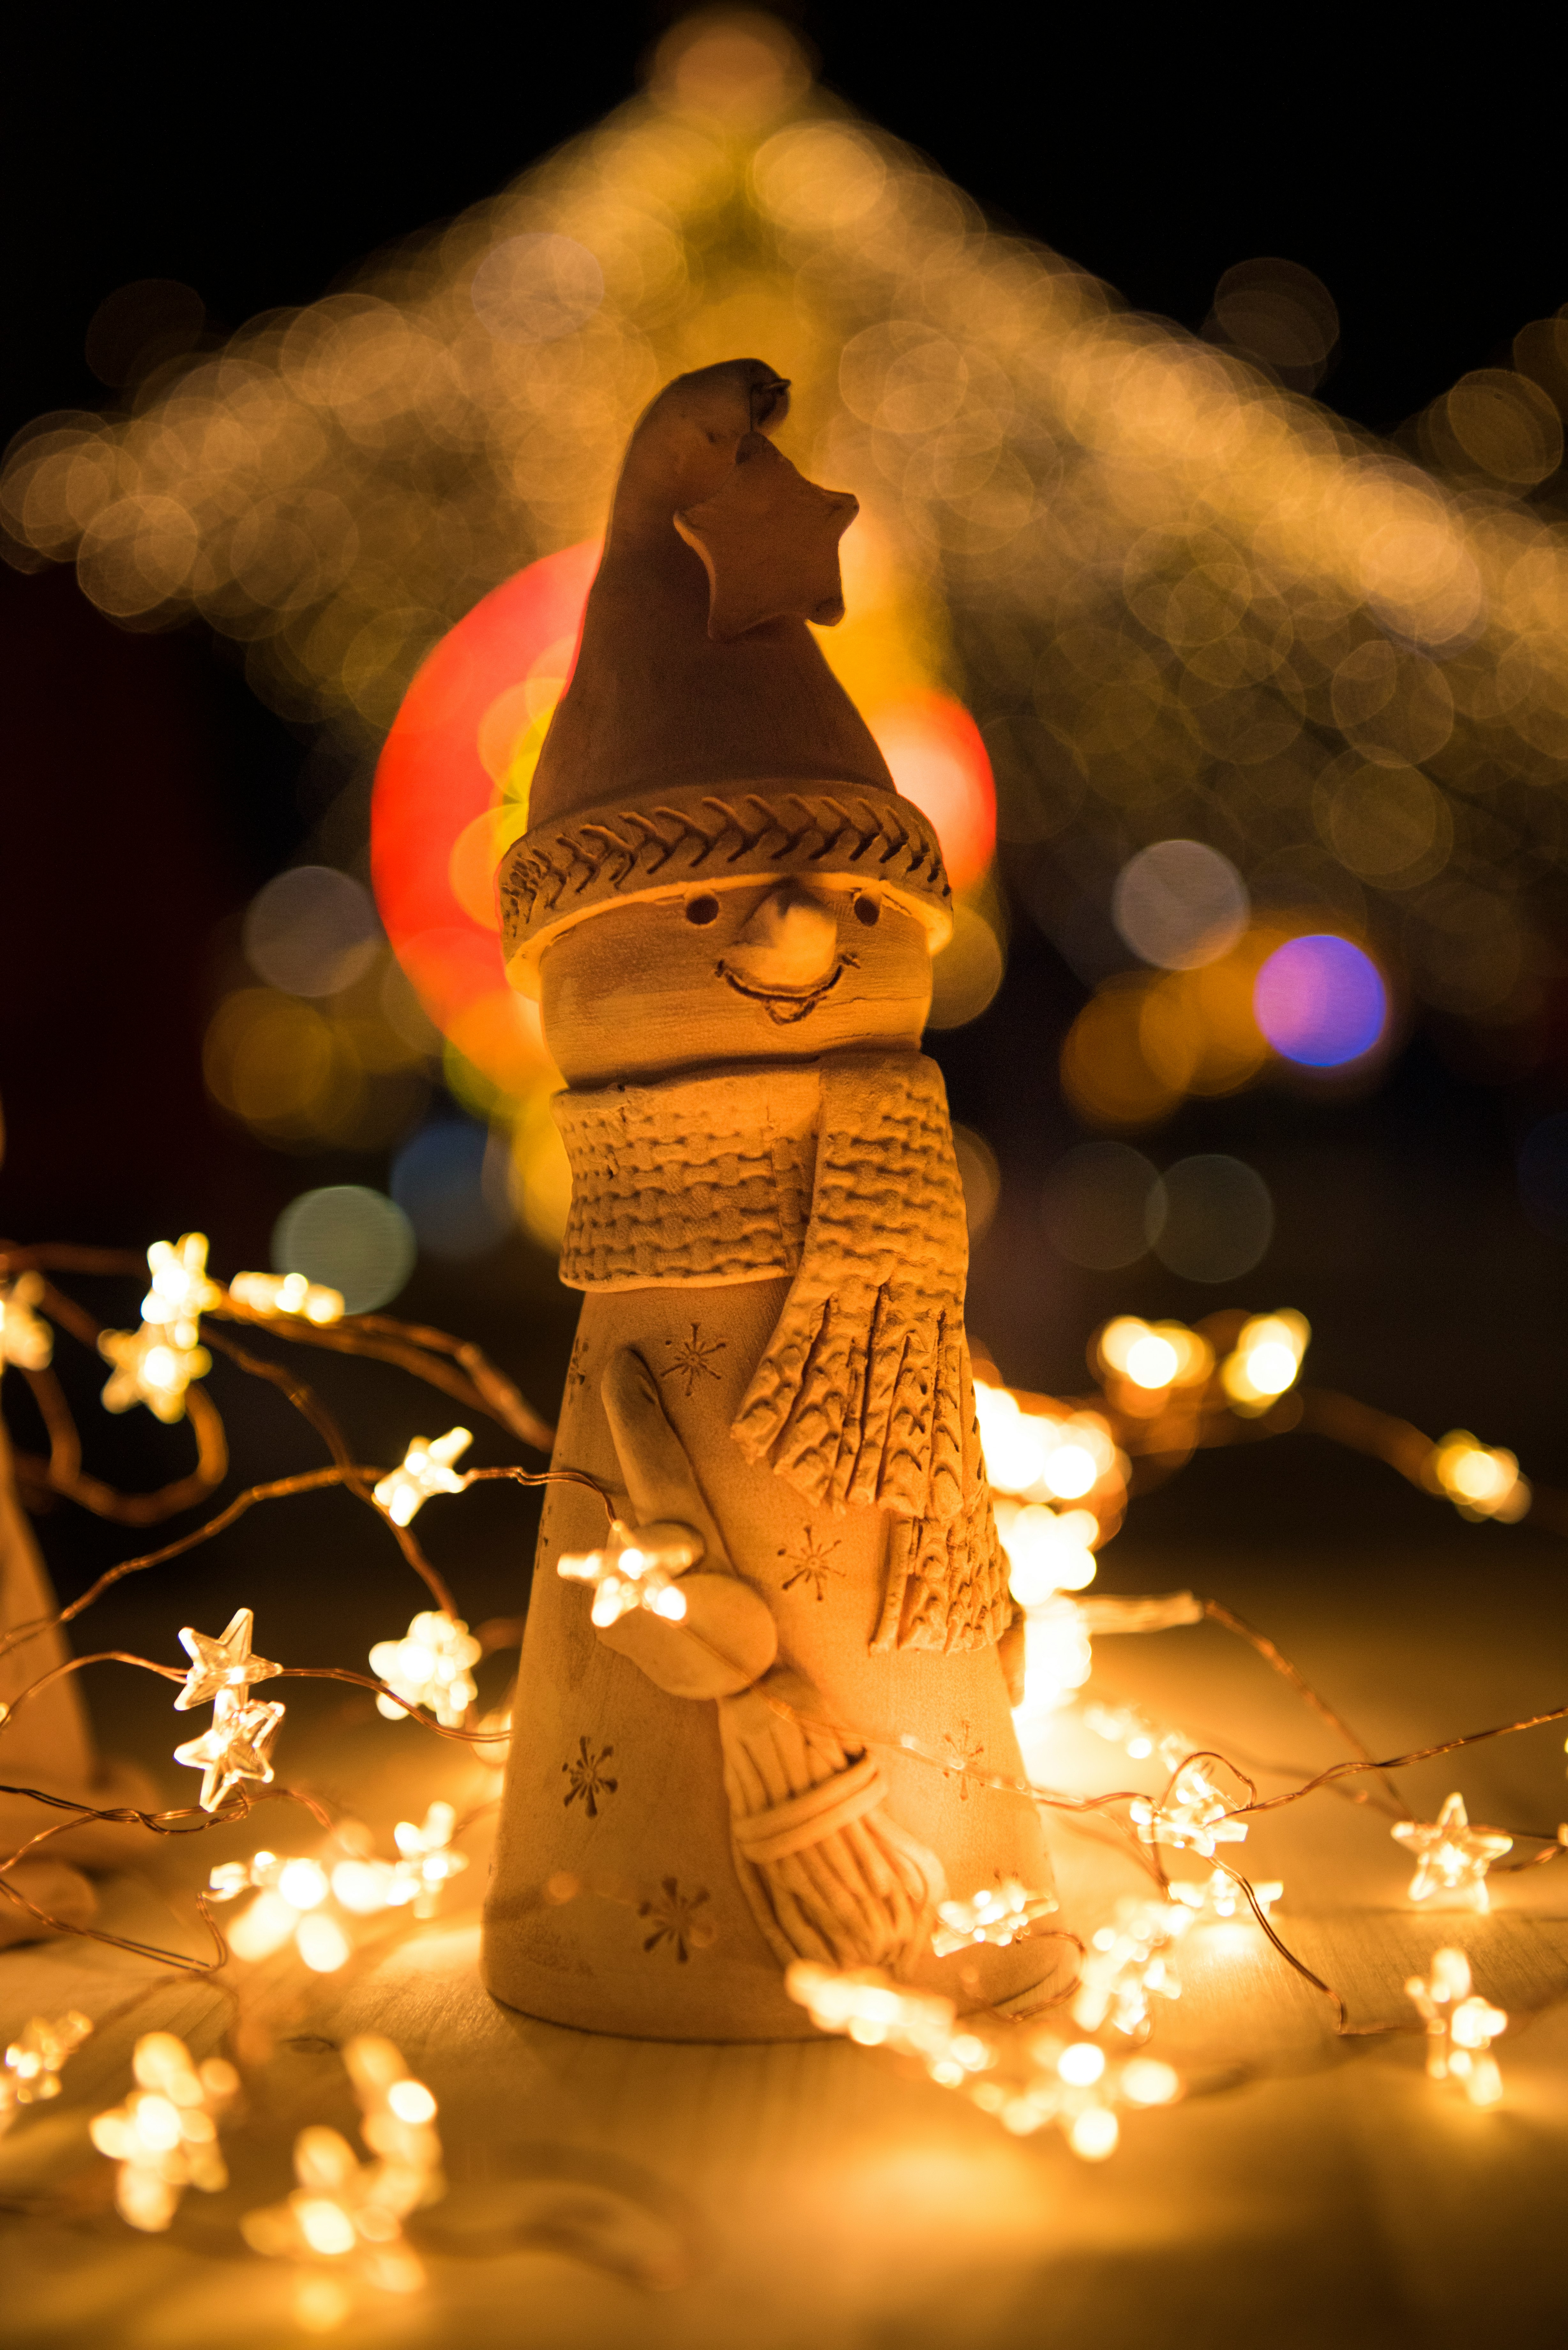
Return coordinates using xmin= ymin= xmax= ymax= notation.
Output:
xmin=715 ymin=958 xmax=853 ymax=1025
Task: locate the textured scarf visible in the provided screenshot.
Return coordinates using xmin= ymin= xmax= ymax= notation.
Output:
xmin=553 ymin=1054 xmax=1008 ymax=1654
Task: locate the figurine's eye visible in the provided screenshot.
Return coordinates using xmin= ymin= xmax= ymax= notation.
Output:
xmin=852 ymin=892 xmax=881 ymax=928
xmin=685 ymin=894 xmax=720 ymax=927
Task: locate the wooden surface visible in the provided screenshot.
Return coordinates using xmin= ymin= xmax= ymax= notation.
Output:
xmin=5 ymin=1587 xmax=1568 ymax=2347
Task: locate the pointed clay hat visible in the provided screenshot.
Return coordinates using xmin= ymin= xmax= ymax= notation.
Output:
xmin=496 ymin=359 xmax=952 ymax=980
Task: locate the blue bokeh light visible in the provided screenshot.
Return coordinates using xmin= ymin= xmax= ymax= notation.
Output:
xmin=1254 ymin=935 xmax=1386 ymax=1068
xmin=391 ymin=1122 xmax=511 ymax=1261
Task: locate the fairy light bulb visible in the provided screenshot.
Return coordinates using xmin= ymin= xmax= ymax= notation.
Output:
xmin=1222 ymin=1311 xmax=1309 ymax=1414
xmin=369 ymin=1611 xmax=482 ymax=1727
xmin=0 ymin=1271 xmax=53 ymax=1370
xmin=89 ymin=2032 xmax=238 ymax=2231
xmin=209 ymin=1834 xmax=428 ymax=1968
xmin=1406 ymin=1946 xmax=1507 ymax=2106
xmin=1039 ymin=1443 xmax=1097 ymax=1501
xmin=1392 ymin=1793 xmax=1512 ymax=1911
xmin=390 ymin=1802 xmax=469 ymax=1915
xmin=787 ymin=1964 xmax=1181 ymax=2162
xmin=296 ymin=1914 xmax=354 ymax=1973
xmin=931 ymin=1879 xmax=1057 ymax=1956
xmin=1430 ymin=1432 xmax=1531 ymax=1522
xmin=1073 ymin=1896 xmax=1191 ymax=2035
xmin=173 ymin=1686 xmax=287 ymax=1810
xmin=557 ymin=1518 xmax=704 ymax=1628
xmin=1083 ymin=1701 xmax=1189 ymax=1773
xmin=1125 ymin=1332 xmax=1180 ymax=1389
xmin=1096 ymin=1317 xmax=1212 ymax=1399
xmin=1130 ymin=1760 xmax=1249 ymax=1857
xmin=998 ymin=1501 xmax=1098 ymax=1603
xmin=98 ymin=1322 xmax=212 ymax=1423
xmin=230 ymin=1270 xmax=346 ymax=1324
xmin=2 ymin=2012 xmax=93 ymax=2131
xmin=241 ymin=2034 xmax=442 ymax=2300
xmin=174 ymin=1606 xmax=282 ymax=1711
xmin=973 ymin=1380 xmax=1053 ymax=1494
xmin=140 ymin=1232 xmax=221 ymax=1348
xmin=1167 ymin=1870 xmax=1283 ymax=1924
xmin=373 ymin=1427 xmax=474 ymax=1526
xmin=1017 ymin=1598 xmax=1094 ymax=1711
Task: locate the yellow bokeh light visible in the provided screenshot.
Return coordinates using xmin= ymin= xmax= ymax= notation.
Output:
xmin=1221 ymin=1310 xmax=1310 ymax=1413
xmin=1430 ymin=1431 xmax=1530 ymax=1522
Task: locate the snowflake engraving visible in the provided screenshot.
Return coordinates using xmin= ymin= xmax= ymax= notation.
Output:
xmin=941 ymin=1721 xmax=985 ymax=1802
xmin=779 ymin=1526 xmax=844 ymax=1601
xmin=638 ymin=1876 xmax=712 ymax=1962
xmin=561 ymin=1736 xmax=618 ymax=1819
xmin=661 ymin=1321 xmax=727 ymax=1399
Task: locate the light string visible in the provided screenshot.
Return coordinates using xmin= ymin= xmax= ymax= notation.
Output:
xmin=0 ymin=1230 xmax=1563 ymax=2259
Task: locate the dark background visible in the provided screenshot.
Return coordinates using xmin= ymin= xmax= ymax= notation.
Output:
xmin=3 ymin=4 xmax=1566 ymax=1762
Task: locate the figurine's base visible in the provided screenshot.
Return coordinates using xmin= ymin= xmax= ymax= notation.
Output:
xmin=480 ymin=1908 xmax=1069 ymax=2044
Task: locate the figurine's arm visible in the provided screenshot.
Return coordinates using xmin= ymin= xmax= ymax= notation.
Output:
xmin=581 ymin=1346 xmax=945 ymax=1972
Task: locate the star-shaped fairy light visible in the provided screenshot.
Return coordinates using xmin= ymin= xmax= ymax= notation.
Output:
xmin=1130 ymin=1760 xmax=1249 ymax=1858
xmin=1392 ymin=1793 xmax=1513 ymax=1911
xmin=1072 ymin=1897 xmax=1192 ymax=2038
xmin=1405 ymin=1946 xmax=1506 ymax=2107
xmin=391 ymin=1802 xmax=469 ymax=1917
xmin=140 ymin=1231 xmax=222 ymax=1349
xmin=89 ymin=2031 xmax=239 ymax=2232
xmin=241 ymin=2034 xmax=441 ymax=2316
xmin=228 ymin=1270 xmax=345 ymax=1324
xmin=1168 ymin=1870 xmax=1283 ymax=1925
xmin=372 ymin=1427 xmax=473 ymax=1526
xmin=0 ymin=1271 xmax=53 ymax=1371
xmin=174 ymin=1607 xmax=283 ymax=1713
xmin=557 ymin=1518 xmax=704 ymax=1629
xmin=210 ymin=1809 xmax=470 ymax=1971
xmin=931 ymin=1879 xmax=1058 ymax=1958
xmin=369 ymin=1611 xmax=481 ymax=1727
xmin=786 ymin=1963 xmax=1180 ymax=2162
xmin=1082 ymin=1700 xmax=1189 ymax=1775
xmin=1 ymin=2011 xmax=93 ymax=2134
xmin=98 ymin=1322 xmax=211 ymax=1424
xmin=210 ymin=1850 xmax=353 ymax=1973
xmin=675 ymin=435 xmax=858 ymax=640
xmin=173 ymin=1687 xmax=287 ymax=1810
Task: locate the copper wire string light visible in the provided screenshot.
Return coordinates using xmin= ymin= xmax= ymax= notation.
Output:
xmin=2 ymin=1224 xmax=1565 ymax=2215
xmin=4 ymin=12 xmax=1568 ymax=2322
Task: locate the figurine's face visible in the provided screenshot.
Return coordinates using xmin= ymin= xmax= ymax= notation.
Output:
xmin=539 ymin=879 xmax=935 ymax=1085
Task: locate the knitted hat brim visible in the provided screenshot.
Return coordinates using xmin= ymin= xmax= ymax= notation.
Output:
xmin=498 ymin=777 xmax=953 ymax=985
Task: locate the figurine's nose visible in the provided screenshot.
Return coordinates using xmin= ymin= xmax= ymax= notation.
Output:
xmin=723 ymin=885 xmax=840 ymax=990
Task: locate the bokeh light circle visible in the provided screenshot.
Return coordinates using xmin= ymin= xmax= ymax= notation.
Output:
xmin=950 ymin=1124 xmax=1001 ymax=1242
xmin=373 ymin=546 xmax=998 ymax=1111
xmin=927 ymin=905 xmax=1004 ymax=1029
xmin=869 ymin=693 xmax=996 ymax=894
xmin=390 ymin=1123 xmax=512 ymax=1262
xmin=1253 ymin=935 xmax=1387 ymax=1067
xmin=1042 ymin=1142 xmax=1162 ymax=1270
xmin=243 ymin=867 xmax=382 ymax=998
xmin=1148 ymin=1156 xmax=1273 ymax=1283
xmin=272 ymin=1186 xmax=415 ymax=1313
xmin=471 ymin=234 xmax=605 ymax=346
xmin=1112 ymin=840 xmax=1249 ymax=971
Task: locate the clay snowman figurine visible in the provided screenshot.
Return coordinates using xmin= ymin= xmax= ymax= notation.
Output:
xmin=482 ymin=360 xmax=1055 ymax=2038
